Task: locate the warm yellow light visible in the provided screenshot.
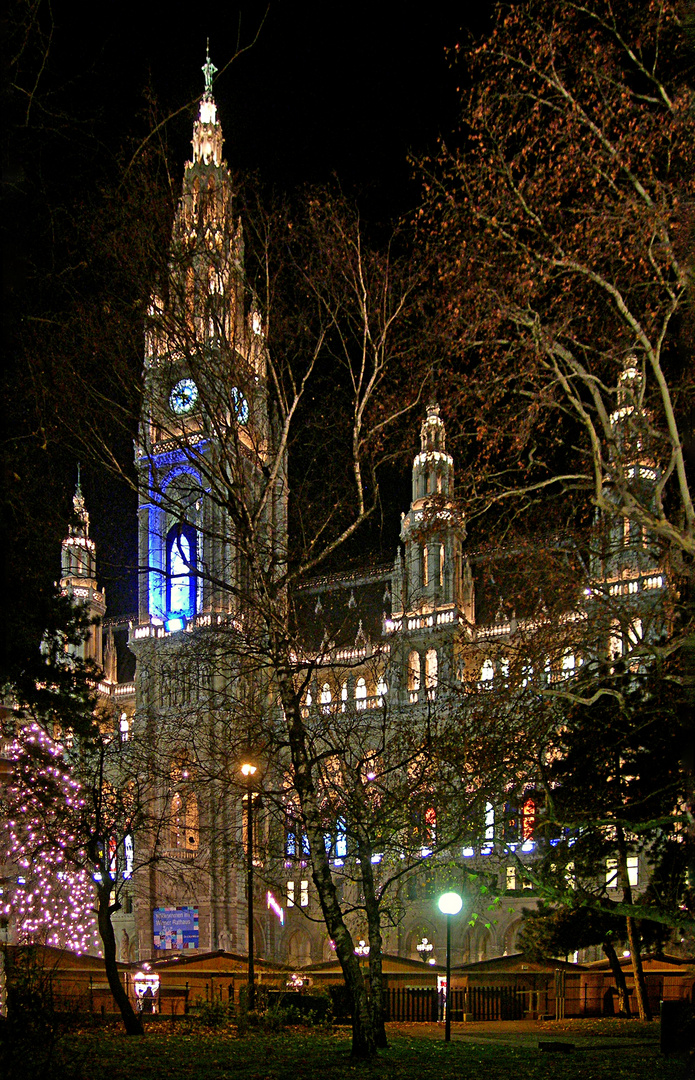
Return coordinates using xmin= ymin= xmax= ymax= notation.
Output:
xmin=241 ymin=763 xmax=257 ymax=778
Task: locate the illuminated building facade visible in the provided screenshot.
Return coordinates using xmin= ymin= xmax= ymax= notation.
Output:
xmin=30 ymin=56 xmax=668 ymax=971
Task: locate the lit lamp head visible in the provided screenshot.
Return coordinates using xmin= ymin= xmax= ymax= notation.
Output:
xmin=438 ymin=891 xmax=463 ymax=916
xmin=241 ymin=763 xmax=257 ymax=779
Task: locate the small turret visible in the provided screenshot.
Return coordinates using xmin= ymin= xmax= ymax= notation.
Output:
xmin=60 ymin=469 xmax=106 ymax=667
xmin=396 ymin=402 xmax=467 ymax=616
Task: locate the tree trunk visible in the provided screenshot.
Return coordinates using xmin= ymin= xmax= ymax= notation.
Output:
xmin=602 ymin=939 xmax=630 ymax=1016
xmin=274 ymin=649 xmax=376 ymax=1059
xmin=355 ymin=819 xmax=388 ymax=1048
xmin=625 ymin=916 xmax=652 ymax=1021
xmin=616 ymin=828 xmax=652 ymax=1021
xmin=97 ymin=886 xmax=144 ymax=1036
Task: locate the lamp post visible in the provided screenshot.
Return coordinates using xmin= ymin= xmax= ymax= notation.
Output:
xmin=241 ymin=762 xmax=257 ymax=1010
xmin=354 ymin=938 xmax=370 ymax=973
xmin=416 ymin=937 xmax=434 ymax=964
xmin=438 ymin=891 xmax=462 ymax=1042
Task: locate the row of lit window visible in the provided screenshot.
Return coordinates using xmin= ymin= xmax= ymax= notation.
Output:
xmin=304 ymin=677 xmax=388 ymax=713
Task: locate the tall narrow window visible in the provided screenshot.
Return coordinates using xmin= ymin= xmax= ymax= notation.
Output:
xmin=439 ymin=544 xmax=445 ymax=587
xmin=335 ymin=817 xmax=347 ymax=859
xmin=422 ymin=546 xmax=429 ymax=587
xmin=355 ymin=677 xmax=367 ymax=711
xmin=408 ymin=651 xmax=420 ymax=703
xmin=166 ymin=523 xmax=196 ymax=617
xmin=522 ymin=797 xmax=536 ymax=840
xmin=425 ymin=648 xmax=438 ymax=700
xmin=320 ymin=683 xmax=332 ymax=714
xmin=484 ymin=802 xmax=495 ymax=844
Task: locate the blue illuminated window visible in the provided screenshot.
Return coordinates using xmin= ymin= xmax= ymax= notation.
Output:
xmin=166 ymin=524 xmax=196 ymax=617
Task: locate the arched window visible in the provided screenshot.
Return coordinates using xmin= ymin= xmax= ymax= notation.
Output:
xmin=408 ymin=651 xmax=420 ymax=702
xmin=166 ymin=523 xmax=197 ymax=617
xmin=522 ymin=797 xmax=536 ymax=841
xmin=355 ymin=677 xmax=367 ymax=711
xmin=320 ymin=683 xmax=332 ymax=714
xmin=422 ymin=546 xmax=429 ymax=587
xmin=376 ymin=675 xmax=388 ymax=705
xmin=341 ymin=681 xmax=348 ymax=712
xmin=484 ymin=801 xmax=495 ymax=845
xmin=425 ymin=648 xmax=438 ymax=700
xmin=480 ymin=658 xmax=494 ymax=682
xmin=439 ymin=544 xmax=445 ymax=587
xmin=170 ymin=789 xmax=198 ymax=852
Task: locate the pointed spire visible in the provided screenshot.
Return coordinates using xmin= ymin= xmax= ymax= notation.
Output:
xmin=202 ymin=39 xmax=218 ymax=96
xmin=72 ymin=466 xmax=88 ymax=532
xmin=192 ymin=43 xmax=223 ymax=165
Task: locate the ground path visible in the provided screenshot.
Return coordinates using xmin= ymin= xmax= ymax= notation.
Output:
xmin=386 ymin=1018 xmax=661 ymax=1053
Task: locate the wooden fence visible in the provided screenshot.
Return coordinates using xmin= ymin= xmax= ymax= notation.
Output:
xmin=385 ymin=985 xmax=527 ymax=1022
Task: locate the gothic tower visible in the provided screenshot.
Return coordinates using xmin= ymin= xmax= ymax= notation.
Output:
xmin=129 ymin=49 xmax=287 ymax=960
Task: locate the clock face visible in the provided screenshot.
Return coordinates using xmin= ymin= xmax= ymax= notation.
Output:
xmin=169 ymin=378 xmax=198 ymax=415
xmin=231 ymin=386 xmax=249 ymax=425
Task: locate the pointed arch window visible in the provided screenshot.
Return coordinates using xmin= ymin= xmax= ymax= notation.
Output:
xmin=425 ymin=648 xmax=438 ymax=701
xmin=320 ymin=682 xmax=332 ymax=715
xmin=408 ymin=650 xmax=420 ymax=703
xmin=355 ymin=677 xmax=367 ymax=711
xmin=169 ymin=788 xmax=198 ymax=852
xmin=166 ymin=523 xmax=197 ymax=618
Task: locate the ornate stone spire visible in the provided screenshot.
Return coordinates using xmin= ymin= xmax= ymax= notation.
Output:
xmin=192 ymin=42 xmax=223 ymax=166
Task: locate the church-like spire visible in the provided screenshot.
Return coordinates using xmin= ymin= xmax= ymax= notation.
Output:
xmin=192 ymin=42 xmax=223 ymax=166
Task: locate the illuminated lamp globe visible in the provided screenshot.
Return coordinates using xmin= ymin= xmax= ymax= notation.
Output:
xmin=438 ymin=891 xmax=463 ymax=916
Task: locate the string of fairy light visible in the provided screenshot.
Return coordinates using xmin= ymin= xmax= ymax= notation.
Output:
xmin=2 ymin=723 xmax=101 ymax=955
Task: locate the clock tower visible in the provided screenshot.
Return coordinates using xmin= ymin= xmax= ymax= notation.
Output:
xmin=130 ymin=49 xmax=287 ymax=960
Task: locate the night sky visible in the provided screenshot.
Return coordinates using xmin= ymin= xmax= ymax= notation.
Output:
xmin=7 ymin=0 xmax=496 ymax=619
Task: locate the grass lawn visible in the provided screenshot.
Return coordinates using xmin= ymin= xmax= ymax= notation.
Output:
xmin=4 ymin=1019 xmax=687 ymax=1080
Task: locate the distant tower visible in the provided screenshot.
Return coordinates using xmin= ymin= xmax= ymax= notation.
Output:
xmin=60 ymin=470 xmax=105 ymax=666
xmin=592 ymin=357 xmax=666 ymax=655
xmin=598 ymin=358 xmax=663 ymax=586
xmin=397 ymin=402 xmax=467 ymax=615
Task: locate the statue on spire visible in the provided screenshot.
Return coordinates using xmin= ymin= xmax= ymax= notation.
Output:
xmin=202 ymin=40 xmax=217 ymax=97
xmin=192 ymin=41 xmax=223 ymax=165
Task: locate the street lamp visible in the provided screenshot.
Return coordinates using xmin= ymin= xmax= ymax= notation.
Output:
xmin=438 ymin=891 xmax=463 ymax=1043
xmin=354 ymin=938 xmax=370 ymax=971
xmin=417 ymin=936 xmax=434 ymax=963
xmin=241 ymin=762 xmax=257 ymax=1010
